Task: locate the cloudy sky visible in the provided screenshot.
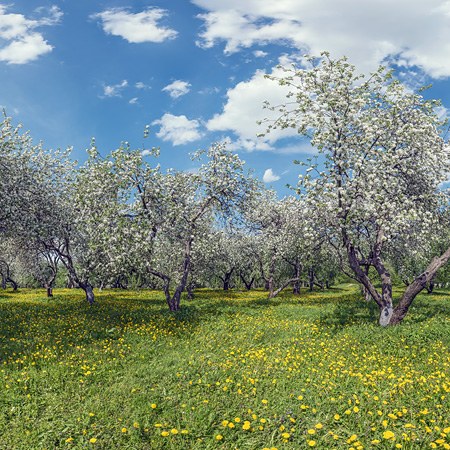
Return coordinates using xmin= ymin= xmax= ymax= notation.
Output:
xmin=1 ymin=1 xmax=450 ymax=191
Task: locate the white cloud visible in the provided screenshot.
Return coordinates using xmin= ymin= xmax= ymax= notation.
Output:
xmin=0 ymin=5 xmax=62 ymax=64
xmin=435 ymin=105 xmax=450 ymax=122
xmin=206 ymin=63 xmax=297 ymax=151
xmin=162 ymin=80 xmax=191 ymax=98
xmin=129 ymin=97 xmax=138 ymax=105
xmin=253 ymin=50 xmax=268 ymax=58
xmin=135 ymin=81 xmax=150 ymax=89
xmin=263 ymin=168 xmax=280 ymax=183
xmin=92 ymin=7 xmax=177 ymax=43
xmin=193 ymin=0 xmax=450 ymax=78
xmin=102 ymin=80 xmax=128 ymax=97
xmin=152 ymin=113 xmax=203 ymax=145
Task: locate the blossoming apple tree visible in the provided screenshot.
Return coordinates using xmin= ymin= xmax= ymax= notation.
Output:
xmin=264 ymin=53 xmax=450 ymax=325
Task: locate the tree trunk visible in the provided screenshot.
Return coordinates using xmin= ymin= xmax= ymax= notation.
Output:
xmin=286 ymin=259 xmax=302 ymax=295
xmin=187 ymin=283 xmax=194 ymax=300
xmin=80 ymin=282 xmax=95 ymax=305
xmin=221 ymin=268 xmax=234 ymax=290
xmin=389 ymin=246 xmax=450 ymax=325
xmin=7 ymin=277 xmax=18 ymax=291
xmin=46 ymin=286 xmax=53 ymax=297
xmin=240 ymin=272 xmax=255 ymax=290
xmin=267 ymin=254 xmax=276 ymax=297
xmin=66 ymin=274 xmax=76 ymax=288
xmin=308 ymin=267 xmax=314 ymax=292
xmin=269 ymin=277 xmax=300 ymax=299
xmin=426 ymin=274 xmax=436 ymax=294
xmin=149 ymin=237 xmax=193 ymax=312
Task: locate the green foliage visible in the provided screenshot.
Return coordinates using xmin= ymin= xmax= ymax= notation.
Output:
xmin=0 ymin=287 xmax=449 ymax=449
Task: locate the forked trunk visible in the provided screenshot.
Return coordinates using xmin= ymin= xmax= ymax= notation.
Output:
xmin=221 ymin=269 xmax=234 ymax=291
xmin=239 ymin=272 xmax=255 ymax=290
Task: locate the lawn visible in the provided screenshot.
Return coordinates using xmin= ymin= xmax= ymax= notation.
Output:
xmin=0 ymin=286 xmax=449 ymax=449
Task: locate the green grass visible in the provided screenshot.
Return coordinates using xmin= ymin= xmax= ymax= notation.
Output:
xmin=0 ymin=285 xmax=449 ymax=449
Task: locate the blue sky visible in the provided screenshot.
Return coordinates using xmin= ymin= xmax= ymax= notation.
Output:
xmin=1 ymin=1 xmax=450 ymax=193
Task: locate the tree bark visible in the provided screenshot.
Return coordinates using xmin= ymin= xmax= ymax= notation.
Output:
xmin=58 ymin=247 xmax=95 ymax=305
xmin=7 ymin=277 xmax=18 ymax=291
xmin=268 ymin=277 xmax=300 ymax=299
xmin=308 ymin=267 xmax=315 ymax=292
xmin=239 ymin=272 xmax=255 ymax=290
xmin=390 ymin=246 xmax=450 ymax=324
xmin=219 ymin=268 xmax=234 ymax=290
xmin=148 ymin=237 xmax=193 ymax=311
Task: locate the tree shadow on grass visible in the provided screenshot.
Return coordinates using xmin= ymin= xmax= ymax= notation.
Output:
xmin=2 ymin=287 xmax=449 ymax=363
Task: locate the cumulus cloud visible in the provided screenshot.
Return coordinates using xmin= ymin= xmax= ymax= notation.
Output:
xmin=253 ymin=50 xmax=268 ymax=58
xmin=0 ymin=5 xmax=62 ymax=64
xmin=152 ymin=113 xmax=202 ymax=145
xmin=102 ymin=80 xmax=128 ymax=97
xmin=91 ymin=7 xmax=177 ymax=43
xmin=162 ymin=80 xmax=191 ymax=98
xmin=193 ymin=0 xmax=450 ymax=77
xmin=206 ymin=63 xmax=298 ymax=151
xmin=263 ymin=168 xmax=280 ymax=183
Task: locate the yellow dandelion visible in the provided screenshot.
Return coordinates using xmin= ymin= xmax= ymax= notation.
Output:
xmin=382 ymin=430 xmax=395 ymax=440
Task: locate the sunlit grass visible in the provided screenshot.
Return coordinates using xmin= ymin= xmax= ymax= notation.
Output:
xmin=0 ymin=286 xmax=449 ymax=449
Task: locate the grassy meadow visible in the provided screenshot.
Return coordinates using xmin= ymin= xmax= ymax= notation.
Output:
xmin=0 ymin=285 xmax=449 ymax=449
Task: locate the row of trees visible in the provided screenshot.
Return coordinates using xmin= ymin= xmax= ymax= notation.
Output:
xmin=2 ymin=54 xmax=450 ymax=325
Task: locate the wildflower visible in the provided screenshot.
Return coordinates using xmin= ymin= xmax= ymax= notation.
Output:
xmin=89 ymin=438 xmax=97 ymax=444
xmin=171 ymin=428 xmax=178 ymax=434
xmin=307 ymin=429 xmax=316 ymax=435
xmin=281 ymin=432 xmax=290 ymax=439
xmin=121 ymin=428 xmax=127 ymax=433
xmin=161 ymin=431 xmax=170 ymax=437
xmin=151 ymin=403 xmax=157 ymax=409
xmin=216 ymin=434 xmax=223 ymax=441
xmin=65 ymin=437 xmax=74 ymax=443
xmin=242 ymin=421 xmax=251 ymax=430
xmin=308 ymin=440 xmax=316 ymax=447
xmin=383 ymin=430 xmax=395 ymax=440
